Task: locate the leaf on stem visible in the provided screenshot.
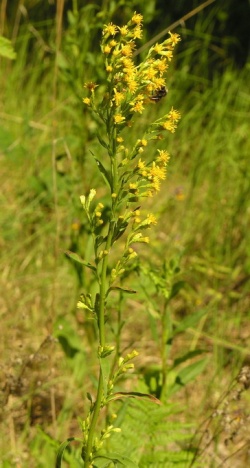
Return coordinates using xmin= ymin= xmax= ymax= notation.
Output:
xmin=112 ymin=221 xmax=129 ymax=242
xmin=107 ymin=391 xmax=162 ymax=405
xmin=167 ymin=358 xmax=209 ymax=397
xmin=56 ymin=437 xmax=82 ymax=468
xmin=93 ymin=156 xmax=112 ymax=189
xmin=97 ymin=134 xmax=109 ymax=150
xmin=93 ymin=453 xmax=139 ymax=467
xmin=169 ymin=280 xmax=186 ymax=300
xmin=107 ymin=286 xmax=137 ymax=295
xmin=173 ymin=309 xmax=208 ymax=336
xmin=65 ymin=250 xmax=97 ymax=272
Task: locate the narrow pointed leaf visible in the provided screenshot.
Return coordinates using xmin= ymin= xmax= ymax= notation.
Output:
xmin=168 ymin=358 xmax=209 ymax=396
xmin=94 ymin=157 xmax=112 ymax=188
xmin=170 ymin=280 xmax=186 ymax=299
xmin=94 ymin=453 xmax=138 ymax=467
xmin=173 ymin=309 xmax=208 ymax=336
xmin=56 ymin=437 xmax=82 ymax=468
xmin=65 ymin=251 xmax=96 ymax=272
xmin=97 ymin=134 xmax=109 ymax=149
xmin=107 ymin=286 xmax=137 ymax=295
xmin=107 ymin=391 xmax=162 ymax=405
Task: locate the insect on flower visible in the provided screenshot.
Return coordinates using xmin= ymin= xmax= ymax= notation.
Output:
xmin=149 ymin=86 xmax=168 ymax=103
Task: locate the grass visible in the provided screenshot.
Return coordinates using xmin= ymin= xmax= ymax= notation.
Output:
xmin=1 ymin=5 xmax=250 ymax=467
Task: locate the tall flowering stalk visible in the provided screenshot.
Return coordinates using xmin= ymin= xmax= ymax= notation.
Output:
xmin=57 ymin=12 xmax=181 ymax=468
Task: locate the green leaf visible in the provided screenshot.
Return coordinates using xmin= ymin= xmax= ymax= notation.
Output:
xmin=168 ymin=358 xmax=209 ymax=396
xmin=173 ymin=309 xmax=208 ymax=336
xmin=54 ymin=317 xmax=85 ymax=357
xmin=93 ymin=157 xmax=112 ymax=189
xmin=56 ymin=437 xmax=82 ymax=468
xmin=94 ymin=453 xmax=138 ymax=467
xmin=173 ymin=349 xmax=207 ymax=367
xmin=112 ymin=221 xmax=129 ymax=242
xmin=97 ymin=134 xmax=109 ymax=150
xmin=169 ymin=280 xmax=186 ymax=299
xmin=107 ymin=391 xmax=162 ymax=405
xmin=107 ymin=286 xmax=137 ymax=295
xmin=95 ymin=235 xmax=105 ymax=249
xmin=0 ymin=36 xmax=16 ymax=60
xmin=65 ymin=250 xmax=96 ymax=272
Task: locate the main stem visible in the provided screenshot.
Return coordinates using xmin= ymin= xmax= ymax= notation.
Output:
xmin=84 ymin=126 xmax=118 ymax=467
xmin=83 ymin=226 xmax=113 ymax=467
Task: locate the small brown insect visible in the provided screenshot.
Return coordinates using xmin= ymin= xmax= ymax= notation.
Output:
xmin=149 ymin=86 xmax=168 ymax=102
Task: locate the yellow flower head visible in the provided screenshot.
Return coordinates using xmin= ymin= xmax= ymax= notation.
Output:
xmin=119 ymin=25 xmax=129 ymax=36
xmin=126 ymin=78 xmax=138 ymax=93
xmin=121 ymin=42 xmax=135 ymax=57
xmin=155 ymin=58 xmax=168 ymax=74
xmin=103 ymin=23 xmax=118 ymax=36
xmin=114 ymin=114 xmax=125 ymax=124
xmin=121 ymin=57 xmax=134 ymax=69
xmin=156 ymin=149 xmax=170 ymax=165
xmin=137 ymin=158 xmax=146 ymax=169
xmin=144 ymin=67 xmax=157 ymax=80
xmin=146 ymin=213 xmax=157 ymax=225
xmin=132 ymin=26 xmax=143 ymax=39
xmin=153 ymin=43 xmax=164 ymax=54
xmin=130 ymin=100 xmax=144 ymax=114
xmin=113 ymin=88 xmax=125 ymax=106
xmin=168 ymin=107 xmax=181 ymax=122
xmin=83 ymin=97 xmax=91 ymax=106
xmin=162 ymin=120 xmax=177 ymax=133
xmin=103 ymin=45 xmax=111 ymax=54
xmin=109 ymin=39 xmax=117 ymax=48
xmin=132 ymin=12 xmax=143 ymax=25
xmin=168 ymin=31 xmax=181 ymax=46
xmin=162 ymin=50 xmax=173 ymax=61
xmin=149 ymin=162 xmax=166 ymax=180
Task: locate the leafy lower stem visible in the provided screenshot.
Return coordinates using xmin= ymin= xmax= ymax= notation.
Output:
xmin=83 ymin=220 xmax=114 ymax=467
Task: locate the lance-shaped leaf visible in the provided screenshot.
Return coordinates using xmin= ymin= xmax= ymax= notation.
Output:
xmin=93 ymin=453 xmax=139 ymax=467
xmin=93 ymin=155 xmax=112 ymax=189
xmin=56 ymin=437 xmax=82 ymax=468
xmin=97 ymin=133 xmax=109 ymax=150
xmin=106 ymin=391 xmax=162 ymax=405
xmin=107 ymin=286 xmax=137 ymax=296
xmin=65 ymin=251 xmax=96 ymax=272
xmin=112 ymin=220 xmax=129 ymax=242
xmin=169 ymin=280 xmax=186 ymax=300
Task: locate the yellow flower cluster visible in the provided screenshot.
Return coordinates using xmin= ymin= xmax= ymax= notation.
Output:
xmin=135 ymin=149 xmax=170 ymax=195
xmin=161 ymin=107 xmax=181 ymax=133
xmin=84 ymin=12 xmax=180 ymax=127
xmin=82 ymin=13 xmax=181 ymax=209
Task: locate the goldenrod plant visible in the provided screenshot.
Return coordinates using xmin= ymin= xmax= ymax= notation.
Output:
xmin=56 ymin=12 xmax=181 ymax=468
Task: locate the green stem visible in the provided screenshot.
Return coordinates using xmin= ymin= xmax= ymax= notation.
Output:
xmin=83 ymin=225 xmax=113 ymax=467
xmin=84 ymin=123 xmax=118 ymax=467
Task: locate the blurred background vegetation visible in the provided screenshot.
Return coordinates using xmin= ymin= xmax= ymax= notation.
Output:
xmin=0 ymin=0 xmax=250 ymax=466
